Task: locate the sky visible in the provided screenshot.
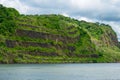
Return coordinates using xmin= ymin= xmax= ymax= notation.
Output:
xmin=0 ymin=0 xmax=120 ymax=41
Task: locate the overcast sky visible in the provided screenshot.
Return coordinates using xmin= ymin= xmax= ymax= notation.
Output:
xmin=0 ymin=0 xmax=120 ymax=41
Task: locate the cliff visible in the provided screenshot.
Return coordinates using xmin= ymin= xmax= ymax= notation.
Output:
xmin=0 ymin=5 xmax=120 ymax=63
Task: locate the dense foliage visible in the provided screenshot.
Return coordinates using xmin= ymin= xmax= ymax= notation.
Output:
xmin=0 ymin=4 xmax=19 ymax=35
xmin=0 ymin=4 xmax=120 ymax=63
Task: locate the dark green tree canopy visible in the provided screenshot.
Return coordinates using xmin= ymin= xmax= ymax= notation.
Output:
xmin=0 ymin=4 xmax=19 ymax=35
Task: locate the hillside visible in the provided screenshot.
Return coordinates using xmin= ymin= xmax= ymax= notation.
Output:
xmin=0 ymin=5 xmax=120 ymax=63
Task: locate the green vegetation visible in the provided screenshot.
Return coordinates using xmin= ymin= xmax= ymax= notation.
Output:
xmin=0 ymin=4 xmax=120 ymax=63
xmin=0 ymin=4 xmax=19 ymax=35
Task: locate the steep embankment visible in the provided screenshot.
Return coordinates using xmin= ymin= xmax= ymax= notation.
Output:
xmin=0 ymin=5 xmax=120 ymax=63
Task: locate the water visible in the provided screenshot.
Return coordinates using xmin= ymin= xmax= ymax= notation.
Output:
xmin=0 ymin=63 xmax=120 ymax=80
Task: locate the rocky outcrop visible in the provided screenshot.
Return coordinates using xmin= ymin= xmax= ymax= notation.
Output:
xmin=16 ymin=29 xmax=80 ymax=44
xmin=6 ymin=39 xmax=76 ymax=50
xmin=100 ymin=31 xmax=119 ymax=47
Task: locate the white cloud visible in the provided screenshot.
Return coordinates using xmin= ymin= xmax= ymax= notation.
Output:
xmin=78 ymin=17 xmax=94 ymax=22
xmin=61 ymin=13 xmax=69 ymax=17
xmin=0 ymin=0 xmax=30 ymax=14
xmin=69 ymin=0 xmax=102 ymax=11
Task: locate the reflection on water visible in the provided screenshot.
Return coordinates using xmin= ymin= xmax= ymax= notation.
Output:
xmin=0 ymin=63 xmax=120 ymax=80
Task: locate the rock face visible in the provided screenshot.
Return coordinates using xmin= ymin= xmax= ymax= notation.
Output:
xmin=79 ymin=21 xmax=120 ymax=48
xmin=100 ymin=31 xmax=119 ymax=47
xmin=16 ymin=29 xmax=79 ymax=43
xmin=0 ymin=5 xmax=120 ymax=63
